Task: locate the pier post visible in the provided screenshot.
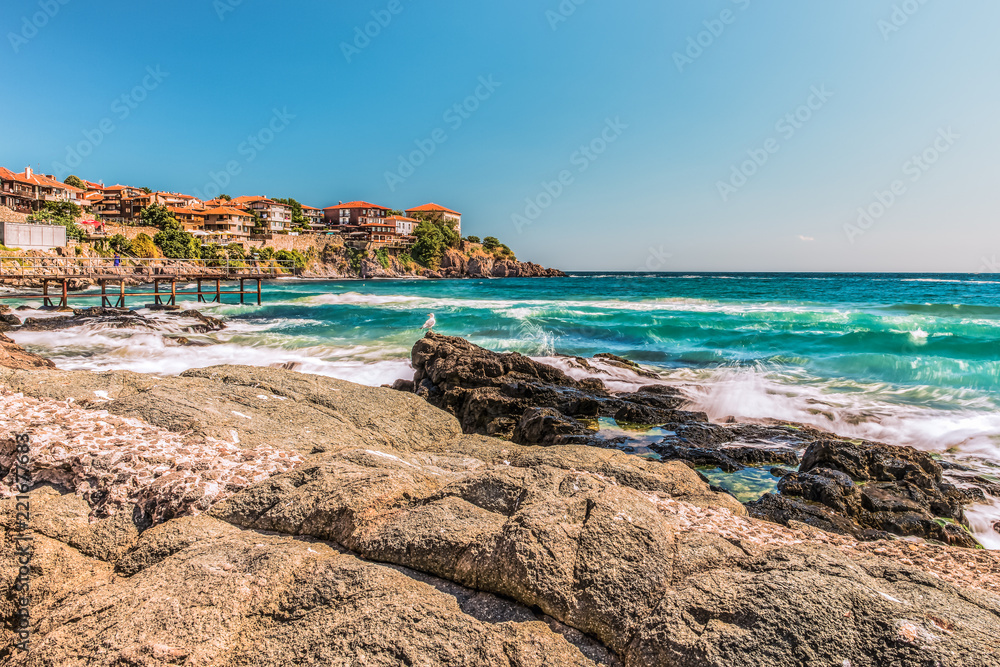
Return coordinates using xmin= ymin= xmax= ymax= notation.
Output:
xmin=154 ymin=280 xmax=160 ymax=306
xmin=101 ymin=280 xmax=108 ymax=308
xmin=118 ymin=280 xmax=125 ymax=308
xmin=42 ymin=280 xmax=51 ymax=308
xmin=170 ymin=279 xmax=177 ymax=306
xmin=215 ymin=279 xmax=221 ymax=303
xmin=256 ymin=278 xmax=261 ymax=306
xmin=197 ymin=279 xmax=204 ymax=303
xmin=239 ymin=278 xmax=245 ymax=305
xmin=61 ymin=279 xmax=68 ymax=308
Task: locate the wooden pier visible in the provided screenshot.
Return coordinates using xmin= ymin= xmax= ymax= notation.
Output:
xmin=0 ymin=257 xmax=295 ymax=309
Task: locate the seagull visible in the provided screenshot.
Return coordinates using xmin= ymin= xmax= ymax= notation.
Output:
xmin=421 ymin=313 xmax=436 ymax=333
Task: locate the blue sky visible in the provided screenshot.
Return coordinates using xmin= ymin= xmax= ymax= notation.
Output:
xmin=2 ymin=0 xmax=998 ymax=271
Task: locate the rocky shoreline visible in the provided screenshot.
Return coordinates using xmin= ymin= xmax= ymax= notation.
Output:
xmin=1 ymin=331 xmax=999 ymax=665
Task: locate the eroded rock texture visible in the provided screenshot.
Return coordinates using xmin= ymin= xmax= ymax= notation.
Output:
xmin=1 ymin=364 xmax=998 ymax=665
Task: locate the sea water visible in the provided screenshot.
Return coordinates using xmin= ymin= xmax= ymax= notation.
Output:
xmin=7 ymin=272 xmax=1000 ymax=545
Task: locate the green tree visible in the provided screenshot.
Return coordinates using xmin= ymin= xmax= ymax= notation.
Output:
xmin=411 ymin=219 xmax=447 ymax=268
xmin=108 ymin=234 xmax=134 ymax=255
xmin=64 ymin=175 xmax=87 ymax=190
xmin=141 ymin=186 xmax=153 ymax=194
xmin=482 ymin=236 xmax=501 ymax=251
xmin=219 ymin=194 xmax=232 ymax=201
xmin=465 ymin=235 xmax=481 ymax=244
xmin=153 ymin=218 xmax=200 ymax=259
xmin=132 ymin=233 xmax=158 ymax=258
xmin=140 ymin=204 xmax=175 ymax=229
xmin=199 ymin=243 xmax=226 ymax=267
xmin=411 ymin=212 xmax=460 ymax=249
xmin=388 ymin=209 xmax=405 ymax=217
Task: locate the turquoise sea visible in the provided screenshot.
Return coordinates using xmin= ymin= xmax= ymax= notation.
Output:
xmin=7 ymin=272 xmax=1000 ymax=546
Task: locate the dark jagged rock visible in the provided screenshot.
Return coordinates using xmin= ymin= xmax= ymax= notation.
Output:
xmin=512 ymin=408 xmax=590 ymax=446
xmin=754 ymin=439 xmax=981 ymax=547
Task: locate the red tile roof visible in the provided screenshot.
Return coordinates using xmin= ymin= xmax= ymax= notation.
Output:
xmin=385 ymin=215 xmax=420 ymax=222
xmin=405 ymin=203 xmax=461 ymax=216
xmin=203 ymin=206 xmax=251 ymax=217
xmin=323 ymin=201 xmax=390 ymax=211
xmin=167 ymin=206 xmax=206 ymax=217
xmin=0 ymin=167 xmax=84 ymax=193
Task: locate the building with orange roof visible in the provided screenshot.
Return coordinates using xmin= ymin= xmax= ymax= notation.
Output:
xmin=203 ymin=206 xmax=253 ymax=239
xmin=322 ymin=201 xmax=390 ymax=228
xmin=167 ymin=206 xmax=207 ymax=232
xmin=405 ymin=202 xmax=462 ymax=235
xmin=300 ymin=205 xmax=324 ymax=229
xmin=385 ymin=214 xmax=420 ymax=236
xmin=0 ymin=166 xmax=87 ymax=213
xmin=227 ymin=196 xmax=292 ymax=233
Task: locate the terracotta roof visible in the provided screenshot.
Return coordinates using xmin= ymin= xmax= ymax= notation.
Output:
xmin=203 ymin=206 xmax=251 ymax=217
xmin=167 ymin=206 xmax=205 ymax=216
xmin=300 ymin=205 xmax=321 ymax=211
xmin=0 ymin=167 xmax=84 ymax=193
xmin=359 ymin=222 xmax=397 ymax=228
xmin=405 ymin=203 xmax=461 ymax=216
xmin=323 ymin=201 xmax=390 ymax=211
xmin=385 ymin=215 xmax=420 ymax=222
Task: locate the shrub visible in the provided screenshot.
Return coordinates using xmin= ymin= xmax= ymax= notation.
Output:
xmin=375 ymin=247 xmax=391 ymax=270
xmin=153 ymin=218 xmax=200 ymax=259
xmin=465 ymin=236 xmax=480 ymax=244
xmin=397 ymin=251 xmax=413 ymax=271
xmin=107 ymin=234 xmax=134 ymax=255
xmin=275 ymin=249 xmax=307 ymax=270
xmin=132 ymin=233 xmax=158 ymax=258
xmin=482 ymin=236 xmax=501 ymax=251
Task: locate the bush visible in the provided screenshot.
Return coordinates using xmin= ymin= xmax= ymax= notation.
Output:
xmin=199 ymin=243 xmax=226 ymax=267
xmin=153 ymin=219 xmax=200 ymax=259
xmin=375 ymin=247 xmax=391 ymax=270
xmin=107 ymin=234 xmax=134 ymax=255
xmin=140 ymin=204 xmax=175 ymax=229
xmin=397 ymin=251 xmax=413 ymax=271
xmin=27 ymin=201 xmax=86 ymax=242
xmin=482 ymin=236 xmax=501 ymax=251
xmin=465 ymin=236 xmax=481 ymax=244
xmin=346 ymin=247 xmax=364 ymax=274
xmin=274 ymin=249 xmax=307 ymax=270
xmin=132 ymin=233 xmax=158 ymax=258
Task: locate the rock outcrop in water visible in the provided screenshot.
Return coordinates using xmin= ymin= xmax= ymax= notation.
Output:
xmin=2 ymin=346 xmax=1000 ymax=664
xmin=402 ymin=333 xmax=987 ymax=549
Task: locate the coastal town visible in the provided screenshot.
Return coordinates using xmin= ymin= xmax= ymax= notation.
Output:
xmin=0 ymin=165 xmax=460 ymax=249
xmin=0 ymin=164 xmax=561 ymax=280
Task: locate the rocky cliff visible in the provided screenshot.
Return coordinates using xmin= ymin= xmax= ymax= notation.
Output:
xmin=0 ymin=339 xmax=998 ymax=665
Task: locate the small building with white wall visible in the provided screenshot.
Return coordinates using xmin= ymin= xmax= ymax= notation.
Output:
xmin=0 ymin=222 xmax=67 ymax=250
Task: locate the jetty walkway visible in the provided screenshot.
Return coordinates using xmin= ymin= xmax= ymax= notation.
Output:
xmin=0 ymin=257 xmax=296 ymax=308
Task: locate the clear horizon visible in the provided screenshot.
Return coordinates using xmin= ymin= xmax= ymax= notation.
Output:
xmin=3 ymin=0 xmax=998 ymax=272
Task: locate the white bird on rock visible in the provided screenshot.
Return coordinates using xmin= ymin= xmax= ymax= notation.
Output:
xmin=421 ymin=313 xmax=436 ymax=333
